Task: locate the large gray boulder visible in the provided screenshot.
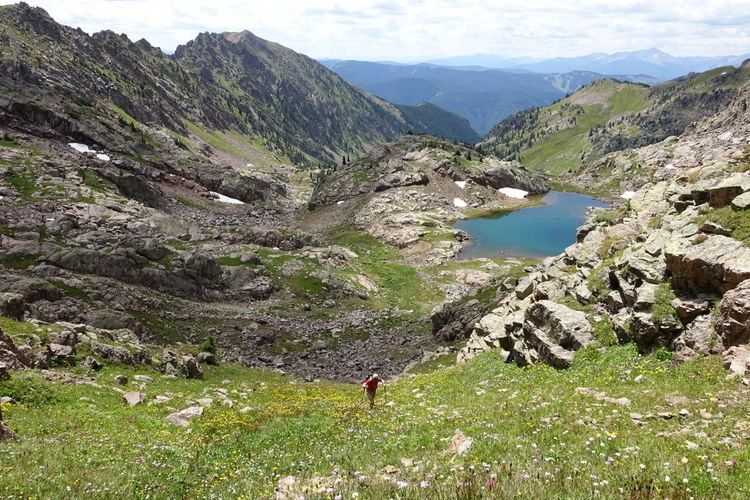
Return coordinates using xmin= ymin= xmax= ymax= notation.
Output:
xmin=665 ymin=235 xmax=750 ymax=294
xmin=0 ymin=327 xmax=29 ymax=370
xmin=374 ymin=171 xmax=428 ymax=192
xmin=160 ymin=349 xmax=203 ymax=379
xmin=0 ymin=406 xmax=17 ymax=441
xmin=522 ymin=301 xmax=594 ymax=369
xmin=714 ymin=279 xmax=750 ymax=347
xmin=672 ymin=315 xmax=722 ymax=362
xmin=90 ymin=341 xmax=135 ymax=365
xmin=0 ymin=293 xmax=26 ymax=320
xmin=707 ymin=172 xmax=750 ymax=208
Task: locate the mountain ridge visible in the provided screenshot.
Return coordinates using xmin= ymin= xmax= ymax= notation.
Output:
xmin=323 ymin=59 xmax=657 ymax=134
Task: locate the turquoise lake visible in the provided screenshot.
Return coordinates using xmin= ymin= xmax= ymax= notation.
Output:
xmin=455 ymin=191 xmax=610 ymax=259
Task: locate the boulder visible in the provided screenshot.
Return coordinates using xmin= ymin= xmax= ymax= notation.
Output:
xmin=0 ymin=362 xmax=9 ymax=381
xmin=707 ymin=172 xmax=750 ymax=208
xmin=723 ymin=345 xmax=750 ymax=377
xmin=196 ymin=351 xmax=218 ymax=365
xmin=522 ymin=301 xmax=594 ymax=369
xmin=665 ymin=235 xmax=750 ymax=294
xmin=1 ymin=326 xmax=28 ymax=370
xmin=114 ymin=374 xmax=128 ymax=385
xmin=617 ymin=249 xmax=667 ymax=284
xmin=90 ymin=342 xmax=135 ymax=365
xmin=160 ymin=350 xmax=203 ymax=379
xmin=181 ymin=356 xmax=203 ymax=379
xmin=374 ymin=171 xmax=428 ymax=192
xmin=84 ymin=356 xmax=103 ymax=371
xmin=165 ymin=406 xmax=204 ymax=427
xmin=182 ymin=253 xmax=222 ymax=281
xmin=731 ymin=191 xmax=750 ymax=210
xmin=515 ymin=277 xmax=535 ymax=300
xmin=0 ymin=293 xmax=26 ymax=320
xmin=672 ymin=296 xmax=712 ymax=325
xmin=0 ymin=407 xmax=17 ymax=441
xmin=714 ymin=279 xmax=750 ymax=346
xmin=672 ymin=315 xmax=722 ymax=363
xmin=123 ymin=391 xmax=144 ymax=407
xmin=47 ymin=343 xmax=75 ymax=366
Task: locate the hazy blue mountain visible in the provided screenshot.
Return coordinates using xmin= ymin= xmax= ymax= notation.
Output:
xmin=395 ymin=102 xmax=480 ymax=143
xmin=515 ymin=48 xmax=750 ymax=81
xmin=322 ymin=60 xmax=653 ymax=135
xmin=423 ymin=54 xmax=534 ymax=68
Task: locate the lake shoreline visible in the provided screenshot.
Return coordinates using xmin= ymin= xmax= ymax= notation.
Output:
xmin=454 ymin=191 xmax=610 ymax=260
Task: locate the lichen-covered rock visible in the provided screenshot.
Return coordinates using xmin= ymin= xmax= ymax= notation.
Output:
xmin=672 ymin=315 xmax=722 ymax=362
xmin=707 ymin=172 xmax=750 ymax=208
xmin=0 ymin=293 xmax=26 ymax=320
xmin=714 ymin=279 xmax=750 ymax=347
xmin=723 ymin=345 xmax=750 ymax=377
xmin=665 ymin=235 xmax=750 ymax=294
xmin=90 ymin=342 xmax=135 ymax=366
xmin=521 ymin=300 xmax=594 ymax=369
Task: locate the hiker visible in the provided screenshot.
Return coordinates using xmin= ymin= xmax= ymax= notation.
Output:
xmin=362 ymin=373 xmax=384 ymax=408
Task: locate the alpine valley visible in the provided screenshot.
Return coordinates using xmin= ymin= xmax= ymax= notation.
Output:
xmin=1 ymin=3 xmax=750 ymax=498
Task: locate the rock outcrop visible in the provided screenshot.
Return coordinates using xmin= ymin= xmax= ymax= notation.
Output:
xmin=459 ymin=80 xmax=750 ymax=375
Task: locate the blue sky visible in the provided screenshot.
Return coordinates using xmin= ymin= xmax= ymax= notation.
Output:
xmin=10 ymin=0 xmax=750 ymax=60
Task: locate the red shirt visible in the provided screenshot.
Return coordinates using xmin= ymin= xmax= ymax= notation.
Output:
xmin=363 ymin=376 xmax=383 ymax=391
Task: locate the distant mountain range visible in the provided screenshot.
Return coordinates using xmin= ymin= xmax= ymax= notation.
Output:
xmin=322 ymin=60 xmax=654 ymax=135
xmin=423 ymin=48 xmax=750 ymax=81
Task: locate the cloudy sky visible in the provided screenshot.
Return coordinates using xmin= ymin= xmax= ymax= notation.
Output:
xmin=11 ymin=0 xmax=750 ymax=60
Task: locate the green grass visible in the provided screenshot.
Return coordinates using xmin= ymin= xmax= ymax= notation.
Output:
xmin=652 ymin=283 xmax=679 ymax=324
xmin=593 ymin=206 xmax=628 ymax=225
xmin=6 ymin=168 xmax=36 ymax=200
xmin=0 ymin=253 xmax=38 ymax=270
xmin=82 ymin=169 xmax=115 ymax=193
xmin=49 ymin=280 xmax=90 ymax=301
xmin=520 ymin=82 xmax=648 ymax=175
xmin=127 ymin=310 xmax=183 ymax=344
xmin=330 ymin=228 xmax=442 ymax=314
xmin=184 ymin=120 xmax=250 ymax=160
xmin=1 ymin=343 xmax=749 ymax=498
xmin=696 ymin=206 xmax=750 ymax=245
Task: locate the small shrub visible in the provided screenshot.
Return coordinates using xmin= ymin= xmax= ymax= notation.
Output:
xmin=0 ymin=376 xmax=56 ymax=407
xmin=198 ymin=335 xmax=218 ymax=354
xmin=652 ymin=283 xmax=678 ymax=324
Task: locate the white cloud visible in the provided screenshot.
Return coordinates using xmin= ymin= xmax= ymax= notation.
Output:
xmin=10 ymin=0 xmax=750 ymax=60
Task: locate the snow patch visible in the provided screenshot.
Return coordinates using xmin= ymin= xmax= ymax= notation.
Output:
xmin=336 ymin=200 xmax=345 ymax=205
xmin=454 ymin=180 xmax=467 ymax=189
xmin=498 ymin=187 xmax=528 ymax=199
xmin=68 ymin=143 xmax=92 ymax=153
xmin=69 ymin=143 xmax=110 ymax=162
xmin=621 ymin=191 xmax=637 ymax=200
xmin=453 ymin=198 xmax=467 ymax=208
xmin=209 ymin=192 xmax=245 ymax=205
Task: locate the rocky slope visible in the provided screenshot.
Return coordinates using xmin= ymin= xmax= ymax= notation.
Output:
xmin=460 ymin=80 xmax=750 ymax=380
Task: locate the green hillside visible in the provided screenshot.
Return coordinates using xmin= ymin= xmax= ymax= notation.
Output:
xmin=480 ymin=80 xmax=649 ymax=175
xmin=2 ymin=313 xmax=749 ymax=498
xmin=480 ymin=65 xmax=750 ymax=178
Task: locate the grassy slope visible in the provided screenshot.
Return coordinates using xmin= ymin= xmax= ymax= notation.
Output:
xmin=520 ymin=81 xmax=648 ymax=175
xmin=1 ymin=314 xmax=748 ymax=498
